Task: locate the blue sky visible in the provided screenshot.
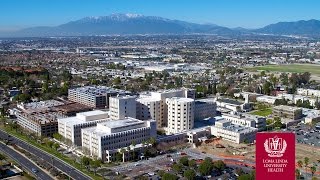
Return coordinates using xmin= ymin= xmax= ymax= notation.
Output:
xmin=0 ymin=0 xmax=319 ymax=31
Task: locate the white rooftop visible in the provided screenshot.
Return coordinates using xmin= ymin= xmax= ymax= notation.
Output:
xmin=167 ymin=97 xmax=194 ymax=103
xmin=58 ymin=110 xmax=110 ymax=126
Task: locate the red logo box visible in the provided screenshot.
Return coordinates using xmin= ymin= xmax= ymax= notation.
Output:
xmin=256 ymin=133 xmax=295 ymax=180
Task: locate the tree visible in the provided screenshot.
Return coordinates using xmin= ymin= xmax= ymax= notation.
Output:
xmin=53 ymin=133 xmax=63 ymax=141
xmin=81 ymin=156 xmax=90 ymax=168
xmin=304 ymin=157 xmax=309 ymax=168
xmin=213 ymin=160 xmax=226 ymax=172
xmin=311 ymin=166 xmax=317 ymax=177
xmin=91 ymin=159 xmax=102 ymax=175
xmin=113 ymin=77 xmax=121 ymax=85
xmin=162 ymin=173 xmax=179 ymax=180
xmin=262 ymin=81 xmax=273 ymax=95
xmin=199 ymin=158 xmax=213 ymax=175
xmin=148 ymin=137 xmax=157 ymax=147
xmin=295 ymin=169 xmax=301 ymax=180
xmin=238 ymin=174 xmax=254 ymax=180
xmin=115 ymin=152 xmax=123 ymax=162
xmin=179 ymin=156 xmax=189 ymax=166
xmin=188 ymin=159 xmax=196 ymax=168
xmin=46 ymin=141 xmax=54 ymax=148
xmin=53 ymin=143 xmax=60 ymax=150
xmin=0 ymin=153 xmax=6 ymax=160
xmin=298 ymin=160 xmax=303 ymax=168
xmin=172 ymin=163 xmax=183 ymax=173
xmin=184 ymin=169 xmax=196 ymax=180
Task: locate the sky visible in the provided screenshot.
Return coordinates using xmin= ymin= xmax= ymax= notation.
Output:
xmin=0 ymin=0 xmax=319 ymax=31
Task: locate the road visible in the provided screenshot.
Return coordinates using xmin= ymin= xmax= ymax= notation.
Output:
xmin=0 ymin=142 xmax=53 ymax=180
xmin=0 ymin=129 xmax=91 ymax=180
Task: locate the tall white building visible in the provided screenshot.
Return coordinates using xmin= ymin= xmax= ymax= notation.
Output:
xmin=166 ymin=97 xmax=195 ymax=134
xmin=81 ymin=118 xmax=156 ymax=162
xmin=136 ymin=97 xmax=162 ymax=128
xmin=109 ymin=96 xmax=136 ymax=120
xmin=58 ymin=110 xmax=109 ymax=146
xmin=137 ymin=88 xmax=195 ymax=128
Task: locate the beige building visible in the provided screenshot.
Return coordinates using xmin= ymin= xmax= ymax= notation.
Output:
xmin=58 ymin=110 xmax=110 ymax=146
xmin=273 ymin=105 xmax=303 ymax=120
xmin=166 ymin=97 xmax=195 ymax=134
xmin=211 ymin=120 xmax=258 ymax=144
xmin=12 ymin=100 xmax=67 ymax=137
xmin=136 ymin=88 xmax=195 ymax=128
xmin=136 ymin=97 xmax=162 ymax=128
xmin=81 ymin=118 xmax=156 ymax=162
xmin=222 ymin=113 xmax=266 ymax=131
xmin=109 ymin=95 xmax=136 ymax=120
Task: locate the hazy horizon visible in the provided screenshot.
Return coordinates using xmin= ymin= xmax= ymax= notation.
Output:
xmin=1 ymin=0 xmax=320 ymax=31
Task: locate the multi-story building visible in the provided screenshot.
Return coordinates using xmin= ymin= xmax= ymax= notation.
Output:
xmin=109 ymin=95 xmax=136 ymax=120
xmin=273 ymin=105 xmax=303 ymax=120
xmin=68 ymin=86 xmax=129 ymax=109
xmin=297 ymin=88 xmax=320 ymax=97
xmin=194 ymin=99 xmax=217 ymax=121
xmin=166 ymin=97 xmax=195 ymax=134
xmin=222 ymin=113 xmax=266 ymax=131
xmin=12 ymin=100 xmax=67 ymax=137
xmin=81 ymin=118 xmax=156 ymax=162
xmin=139 ymin=88 xmax=195 ymax=128
xmin=211 ymin=120 xmax=258 ymax=144
xmin=136 ymin=97 xmax=162 ymax=128
xmin=58 ymin=110 xmax=110 ymax=146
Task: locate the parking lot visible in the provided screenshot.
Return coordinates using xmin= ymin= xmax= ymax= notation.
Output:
xmin=287 ymin=123 xmax=320 ymax=147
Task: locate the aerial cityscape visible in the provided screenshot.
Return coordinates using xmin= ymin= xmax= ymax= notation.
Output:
xmin=0 ymin=0 xmax=320 ymax=180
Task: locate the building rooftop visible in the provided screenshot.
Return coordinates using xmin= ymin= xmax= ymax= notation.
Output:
xmin=58 ymin=110 xmax=110 ymax=126
xmin=167 ymin=97 xmax=194 ymax=103
xmin=99 ymin=117 xmax=144 ymax=129
xmin=273 ymin=105 xmax=302 ymax=111
xmin=82 ymin=118 xmax=152 ymax=136
xmin=217 ymin=98 xmax=242 ymax=105
xmin=111 ymin=95 xmax=136 ymax=100
xmin=69 ymin=86 xmax=129 ymax=96
xmin=213 ymin=121 xmax=257 ymax=134
xmin=18 ymin=100 xmax=65 ymax=113
xmin=136 ymin=96 xmax=161 ymax=103
xmin=77 ymin=110 xmax=107 ymax=117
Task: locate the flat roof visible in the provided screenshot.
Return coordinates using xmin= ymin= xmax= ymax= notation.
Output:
xmin=136 ymin=97 xmax=161 ymax=103
xmin=167 ymin=97 xmax=194 ymax=103
xmin=99 ymin=117 xmax=144 ymax=129
xmin=217 ymin=98 xmax=242 ymax=105
xmin=77 ymin=110 xmax=107 ymax=117
xmin=58 ymin=110 xmax=109 ymax=126
xmin=273 ymin=105 xmax=302 ymax=111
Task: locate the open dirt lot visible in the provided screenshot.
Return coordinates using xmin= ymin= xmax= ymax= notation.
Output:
xmin=197 ymin=139 xmax=320 ymax=164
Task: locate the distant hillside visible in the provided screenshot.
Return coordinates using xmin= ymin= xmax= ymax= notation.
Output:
xmin=256 ymin=19 xmax=320 ymax=37
xmin=7 ymin=13 xmax=239 ymax=37
xmin=2 ymin=14 xmax=320 ymax=38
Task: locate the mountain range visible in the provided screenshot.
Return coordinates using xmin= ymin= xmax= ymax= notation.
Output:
xmin=2 ymin=13 xmax=320 ymax=38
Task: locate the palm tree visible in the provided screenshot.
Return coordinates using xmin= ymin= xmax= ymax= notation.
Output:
xmin=304 ymin=157 xmax=310 ymax=178
xmin=120 ymin=148 xmax=126 ymax=163
xmin=298 ymin=160 xmax=303 ymax=169
xmin=295 ymin=169 xmax=300 ymax=180
xmin=131 ymin=141 xmax=136 ymax=161
xmin=310 ymin=166 xmax=316 ymax=177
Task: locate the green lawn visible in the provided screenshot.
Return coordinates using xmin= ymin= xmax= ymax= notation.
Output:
xmin=247 ymin=64 xmax=320 ymax=75
xmin=250 ymin=108 xmax=272 ymax=117
xmin=1 ymin=126 xmax=102 ymax=180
